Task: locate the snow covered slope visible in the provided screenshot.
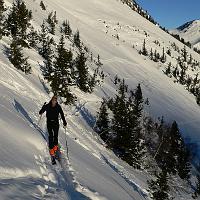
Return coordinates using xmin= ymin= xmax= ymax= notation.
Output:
xmin=0 ymin=31 xmax=150 ymax=200
xmin=28 ymin=0 xmax=200 ymax=142
xmin=171 ymin=19 xmax=200 ymax=48
xmin=0 ymin=0 xmax=200 ymax=199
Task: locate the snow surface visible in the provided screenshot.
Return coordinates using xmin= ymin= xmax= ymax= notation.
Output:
xmin=0 ymin=0 xmax=200 ymax=199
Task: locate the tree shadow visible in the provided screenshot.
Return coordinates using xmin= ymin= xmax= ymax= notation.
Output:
xmin=101 ymin=154 xmax=148 ymax=199
xmin=75 ymin=103 xmax=96 ymax=128
xmin=13 ymin=99 xmax=47 ymax=142
xmin=38 ymin=75 xmax=50 ymax=94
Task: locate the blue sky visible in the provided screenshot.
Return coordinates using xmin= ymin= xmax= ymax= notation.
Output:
xmin=135 ymin=0 xmax=200 ymax=29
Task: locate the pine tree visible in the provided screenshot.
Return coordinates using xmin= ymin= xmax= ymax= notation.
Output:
xmin=177 ymin=146 xmax=191 ymax=180
xmin=164 ymin=121 xmax=191 ymax=178
xmin=179 ymin=68 xmax=186 ymax=85
xmin=42 ymin=37 xmax=54 ymax=81
xmin=39 ymin=21 xmax=55 ymax=59
xmin=96 ymin=98 xmax=110 ymax=141
xmin=60 ymin=20 xmax=72 ymax=38
xmin=161 ymin=47 xmax=166 ymax=63
xmin=127 ymin=84 xmax=146 ymax=168
xmin=88 ymin=68 xmax=98 ymax=92
xmin=74 ymin=30 xmax=81 ymax=48
xmin=54 ymin=35 xmax=73 ymax=83
xmin=196 ymin=93 xmax=200 ymax=105
xmin=46 ymin=11 xmax=57 ymax=35
xmin=173 ymin=67 xmax=178 ymax=79
xmin=165 ymin=62 xmax=171 ymax=76
xmin=149 ymin=48 xmax=153 ymax=60
xmin=0 ymin=0 xmax=6 ymax=39
xmin=97 ymin=54 xmax=103 ymax=66
xmin=166 ymin=49 xmax=171 ymax=56
xmin=40 ymin=1 xmax=46 ymax=10
xmin=75 ymin=52 xmax=90 ymax=92
xmin=141 ymin=39 xmax=148 ymax=56
xmin=181 ymin=45 xmax=187 ymax=62
xmin=188 ymin=54 xmax=193 ymax=65
xmin=6 ymin=0 xmax=32 ymax=46
xmin=153 ymin=49 xmax=158 ymax=62
xmin=193 ymin=174 xmax=200 ymax=198
xmin=148 ymin=170 xmax=171 ymax=200
xmin=111 ymin=79 xmax=129 ymax=151
xmin=51 ymin=35 xmax=74 ymax=104
xmin=8 ymin=37 xmax=31 ymax=74
xmin=27 ymin=26 xmax=39 ymax=48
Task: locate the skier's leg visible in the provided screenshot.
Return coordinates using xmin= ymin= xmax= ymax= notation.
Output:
xmin=53 ymin=123 xmax=59 ymax=147
xmin=47 ymin=122 xmax=54 ymax=149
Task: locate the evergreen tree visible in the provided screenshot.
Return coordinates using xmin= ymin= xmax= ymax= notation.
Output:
xmin=164 ymin=121 xmax=191 ymax=178
xmin=165 ymin=62 xmax=171 ymax=76
xmin=39 ymin=21 xmax=55 ymax=59
xmin=97 ymin=54 xmax=103 ymax=66
xmin=74 ymin=30 xmax=81 ymax=48
xmin=196 ymin=93 xmax=200 ymax=105
xmin=188 ymin=54 xmax=193 ymax=65
xmin=40 ymin=1 xmax=46 ymax=10
xmin=126 ymin=84 xmax=146 ymax=168
xmin=153 ymin=50 xmax=158 ymax=62
xmin=96 ymin=98 xmax=110 ymax=141
xmin=42 ymin=37 xmax=54 ymax=81
xmin=51 ymin=36 xmax=74 ymax=104
xmin=149 ymin=48 xmax=153 ymax=60
xmin=27 ymin=26 xmax=39 ymax=48
xmin=179 ymin=68 xmax=186 ymax=85
xmin=166 ymin=49 xmax=171 ymax=56
xmin=75 ymin=51 xmax=90 ymax=92
xmin=148 ymin=170 xmax=171 ymax=200
xmin=46 ymin=11 xmax=57 ymax=35
xmin=193 ymin=174 xmax=200 ymax=198
xmin=60 ymin=20 xmax=72 ymax=38
xmin=181 ymin=45 xmax=187 ymax=62
xmin=161 ymin=47 xmax=166 ymax=63
xmin=141 ymin=39 xmax=148 ymax=56
xmin=88 ymin=68 xmax=98 ymax=92
xmin=177 ymin=146 xmax=191 ymax=180
xmin=173 ymin=67 xmax=178 ymax=79
xmin=110 ymin=81 xmax=145 ymax=168
xmin=54 ymin=35 xmax=73 ymax=83
xmin=111 ymin=79 xmax=129 ymax=151
xmin=8 ymin=37 xmax=31 ymax=74
xmin=6 ymin=0 xmax=32 ymax=46
xmin=0 ymin=0 xmax=6 ymax=39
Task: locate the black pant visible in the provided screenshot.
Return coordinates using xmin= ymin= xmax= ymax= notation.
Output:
xmin=47 ymin=121 xmax=59 ymax=149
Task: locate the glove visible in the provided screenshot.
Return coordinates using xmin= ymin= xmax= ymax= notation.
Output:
xmin=63 ymin=121 xmax=67 ymax=128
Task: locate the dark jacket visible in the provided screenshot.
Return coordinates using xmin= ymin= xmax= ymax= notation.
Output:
xmin=39 ymin=102 xmax=67 ymax=126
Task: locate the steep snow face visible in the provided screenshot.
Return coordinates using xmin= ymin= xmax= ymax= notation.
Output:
xmin=24 ymin=0 xmax=200 ymax=141
xmin=171 ymin=19 xmax=200 ymax=48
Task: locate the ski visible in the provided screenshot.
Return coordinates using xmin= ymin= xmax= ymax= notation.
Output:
xmin=55 ymin=144 xmax=62 ymax=162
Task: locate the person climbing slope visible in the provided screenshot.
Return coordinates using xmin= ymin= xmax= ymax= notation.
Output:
xmin=39 ymin=95 xmax=67 ymax=164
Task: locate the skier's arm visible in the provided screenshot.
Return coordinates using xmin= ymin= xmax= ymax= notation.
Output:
xmin=39 ymin=102 xmax=47 ymax=115
xmin=59 ymin=106 xmax=67 ymax=126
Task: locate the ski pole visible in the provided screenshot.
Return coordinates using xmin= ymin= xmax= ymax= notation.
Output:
xmin=65 ymin=127 xmax=69 ymax=160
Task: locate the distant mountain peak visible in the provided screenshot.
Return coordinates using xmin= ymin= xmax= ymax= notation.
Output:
xmin=177 ymin=19 xmax=200 ymax=31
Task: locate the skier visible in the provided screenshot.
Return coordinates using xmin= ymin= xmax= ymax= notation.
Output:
xmin=39 ymin=95 xmax=67 ymax=163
